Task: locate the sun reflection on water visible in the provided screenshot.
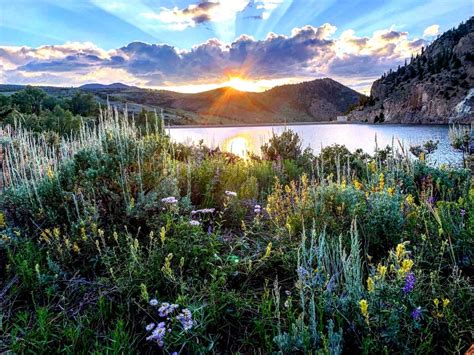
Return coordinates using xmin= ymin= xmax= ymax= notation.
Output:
xmin=223 ymin=135 xmax=252 ymax=159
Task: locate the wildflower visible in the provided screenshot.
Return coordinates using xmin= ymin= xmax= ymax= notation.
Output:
xmin=433 ymin=298 xmax=439 ymax=307
xmin=47 ymin=166 xmax=54 ymax=179
xmin=353 ymin=179 xmax=363 ymax=190
xmin=411 ymin=307 xmax=422 ymax=321
xmin=387 ymin=187 xmax=395 ymax=196
xmin=72 ymin=242 xmax=80 ymax=254
xmin=442 ymin=298 xmax=450 ymax=308
xmin=368 ymin=161 xmax=377 ymax=173
xmin=460 ymin=209 xmax=466 ymax=217
xmin=427 ymin=196 xmax=435 ymax=205
xmin=378 ymin=173 xmax=385 ymax=190
xmin=146 ymin=323 xmax=156 ymax=331
xmin=341 ymin=178 xmax=347 ymax=189
xmin=395 ymin=243 xmax=406 ymax=260
xmin=161 ymin=196 xmax=178 ymax=204
xmin=359 ymin=299 xmax=369 ymax=324
xmin=158 ymin=303 xmax=179 ymax=318
xmin=176 ymin=308 xmax=194 ymax=331
xmin=400 ymin=259 xmax=414 ymax=274
xmin=406 ymin=194 xmax=415 ymax=206
xmin=0 ymin=213 xmax=5 ymax=228
xmin=149 ymin=299 xmax=159 ymax=306
xmin=146 ymin=321 xmax=167 ymax=346
xmin=367 ymin=277 xmax=375 ymax=293
xmin=225 ymin=190 xmax=237 ymax=197
xmin=377 ymin=264 xmax=387 ymax=279
xmin=254 ymin=204 xmax=262 ymax=214
xmin=189 ymin=220 xmax=200 ymax=226
xmin=402 ymin=272 xmax=416 ymax=294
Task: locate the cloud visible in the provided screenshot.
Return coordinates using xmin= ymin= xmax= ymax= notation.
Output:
xmin=141 ymin=0 xmax=285 ymax=31
xmin=423 ymin=24 xmax=440 ymax=37
xmin=142 ymin=1 xmax=249 ymax=31
xmin=0 ymin=24 xmax=428 ymax=92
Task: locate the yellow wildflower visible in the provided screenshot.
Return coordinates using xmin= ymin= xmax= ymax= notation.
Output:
xmin=378 ymin=173 xmax=385 ymax=190
xmin=406 ymin=194 xmax=415 ymax=205
xmin=53 ymin=227 xmax=60 ymax=238
xmin=442 ymin=298 xmax=450 ymax=308
xmin=400 ymin=259 xmax=414 ymax=274
xmin=47 ymin=166 xmax=54 ymax=179
xmin=387 ymin=187 xmax=395 ymax=196
xmin=433 ymin=298 xmax=439 ymax=308
xmin=368 ymin=161 xmax=377 ymax=173
xmin=160 ymin=226 xmax=166 ymax=245
xmin=377 ymin=264 xmax=387 ymax=279
xmin=80 ymin=227 xmax=87 ymax=241
xmin=0 ymin=212 xmax=5 ymax=228
xmin=359 ymin=299 xmax=369 ymax=324
xmin=72 ymin=242 xmax=80 ymax=254
xmin=353 ymin=179 xmax=363 ymax=190
xmin=395 ymin=243 xmax=405 ymax=260
xmin=367 ymin=277 xmax=375 ymax=293
xmin=341 ymin=178 xmax=347 ymax=189
xmin=419 ymin=152 xmax=425 ymax=162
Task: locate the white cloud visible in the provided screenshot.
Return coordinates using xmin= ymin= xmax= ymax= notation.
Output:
xmin=423 ymin=24 xmax=440 ymax=37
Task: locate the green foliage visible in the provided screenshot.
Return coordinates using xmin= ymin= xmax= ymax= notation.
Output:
xmin=0 ymin=108 xmax=472 ymax=353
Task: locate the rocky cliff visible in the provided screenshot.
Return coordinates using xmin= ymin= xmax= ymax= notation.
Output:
xmin=349 ymin=17 xmax=474 ymax=123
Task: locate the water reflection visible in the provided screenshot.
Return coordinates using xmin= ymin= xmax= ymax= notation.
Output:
xmin=169 ymin=124 xmax=462 ymax=165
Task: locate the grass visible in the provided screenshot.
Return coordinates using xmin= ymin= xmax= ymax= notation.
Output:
xmin=0 ymin=106 xmax=472 ymax=353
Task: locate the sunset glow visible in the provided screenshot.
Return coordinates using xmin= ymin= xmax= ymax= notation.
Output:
xmin=224 ymin=77 xmax=263 ymax=92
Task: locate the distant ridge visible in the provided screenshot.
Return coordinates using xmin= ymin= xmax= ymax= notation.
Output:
xmin=79 ymin=82 xmax=134 ymax=90
xmin=0 ymin=78 xmax=364 ymax=125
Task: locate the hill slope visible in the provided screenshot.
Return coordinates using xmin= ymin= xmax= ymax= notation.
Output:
xmin=349 ymin=17 xmax=474 ymax=123
xmin=1 ymin=78 xmax=362 ymax=125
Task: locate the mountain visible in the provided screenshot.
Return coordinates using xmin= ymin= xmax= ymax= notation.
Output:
xmin=0 ymin=78 xmax=363 ymax=125
xmin=349 ymin=17 xmax=474 ymax=123
xmin=109 ymin=78 xmax=363 ymax=124
xmin=79 ymin=82 xmax=134 ymax=90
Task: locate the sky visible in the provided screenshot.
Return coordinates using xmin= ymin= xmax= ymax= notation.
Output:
xmin=0 ymin=0 xmax=472 ymax=94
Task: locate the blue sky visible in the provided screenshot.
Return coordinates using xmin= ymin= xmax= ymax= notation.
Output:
xmin=0 ymin=0 xmax=472 ymax=92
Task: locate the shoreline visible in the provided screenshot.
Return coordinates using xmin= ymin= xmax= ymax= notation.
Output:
xmin=166 ymin=121 xmax=452 ymax=129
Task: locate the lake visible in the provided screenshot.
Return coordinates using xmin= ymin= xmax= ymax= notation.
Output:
xmin=169 ymin=123 xmax=462 ymax=165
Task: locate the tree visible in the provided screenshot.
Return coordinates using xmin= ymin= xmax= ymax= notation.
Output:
xmin=68 ymin=91 xmax=97 ymax=116
xmin=11 ymin=86 xmax=47 ymax=114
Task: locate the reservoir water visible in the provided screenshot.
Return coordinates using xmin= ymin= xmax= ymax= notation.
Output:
xmin=169 ymin=123 xmax=463 ymax=165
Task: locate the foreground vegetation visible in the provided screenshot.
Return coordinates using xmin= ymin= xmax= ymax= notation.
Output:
xmin=0 ymin=108 xmax=472 ymax=353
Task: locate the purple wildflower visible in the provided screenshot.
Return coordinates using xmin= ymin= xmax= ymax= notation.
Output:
xmin=158 ymin=303 xmax=179 ymax=318
xmin=176 ymin=308 xmax=194 ymax=331
xmin=411 ymin=306 xmax=422 ymax=320
xmin=149 ymin=299 xmax=159 ymax=306
xmin=460 ymin=209 xmax=466 ymax=217
xmin=427 ymin=196 xmax=435 ymax=205
xmin=146 ymin=321 xmax=167 ymax=346
xmin=403 ymin=272 xmax=416 ymax=294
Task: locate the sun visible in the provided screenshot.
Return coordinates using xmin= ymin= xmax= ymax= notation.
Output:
xmin=225 ymin=76 xmax=262 ymax=92
xmin=224 ymin=136 xmax=250 ymax=159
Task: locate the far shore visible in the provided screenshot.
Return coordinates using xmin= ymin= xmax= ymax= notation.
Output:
xmin=166 ymin=121 xmax=452 ymax=129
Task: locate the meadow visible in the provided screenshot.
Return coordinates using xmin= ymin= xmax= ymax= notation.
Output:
xmin=0 ymin=107 xmax=472 ymax=354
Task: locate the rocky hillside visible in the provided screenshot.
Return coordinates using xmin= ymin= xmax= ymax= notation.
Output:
xmin=349 ymin=17 xmax=474 ymax=123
